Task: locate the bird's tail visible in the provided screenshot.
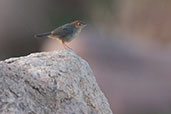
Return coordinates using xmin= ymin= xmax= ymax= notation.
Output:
xmin=34 ymin=32 xmax=51 ymax=38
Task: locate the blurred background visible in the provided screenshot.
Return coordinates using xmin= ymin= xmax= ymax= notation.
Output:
xmin=0 ymin=0 xmax=171 ymax=114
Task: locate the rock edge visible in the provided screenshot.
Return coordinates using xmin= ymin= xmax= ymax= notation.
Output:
xmin=0 ymin=50 xmax=113 ymax=114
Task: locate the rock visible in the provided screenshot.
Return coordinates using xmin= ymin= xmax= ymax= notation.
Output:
xmin=0 ymin=50 xmax=113 ymax=114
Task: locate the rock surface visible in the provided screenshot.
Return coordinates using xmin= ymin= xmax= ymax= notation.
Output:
xmin=0 ymin=50 xmax=113 ymax=114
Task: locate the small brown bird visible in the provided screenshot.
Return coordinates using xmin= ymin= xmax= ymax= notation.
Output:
xmin=35 ymin=20 xmax=86 ymax=49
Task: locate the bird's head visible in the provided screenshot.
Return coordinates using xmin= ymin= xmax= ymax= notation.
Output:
xmin=71 ymin=20 xmax=87 ymax=30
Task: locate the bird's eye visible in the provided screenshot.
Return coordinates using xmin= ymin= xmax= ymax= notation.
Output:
xmin=77 ymin=23 xmax=81 ymax=26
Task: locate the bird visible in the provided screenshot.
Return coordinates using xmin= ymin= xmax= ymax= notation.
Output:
xmin=34 ymin=20 xmax=87 ymax=49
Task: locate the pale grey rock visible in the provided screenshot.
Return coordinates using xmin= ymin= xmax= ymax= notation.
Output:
xmin=0 ymin=50 xmax=113 ymax=114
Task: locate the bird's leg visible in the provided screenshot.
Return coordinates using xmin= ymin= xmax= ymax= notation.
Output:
xmin=61 ymin=41 xmax=72 ymax=50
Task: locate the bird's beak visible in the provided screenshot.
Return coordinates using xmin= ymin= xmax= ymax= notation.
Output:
xmin=83 ymin=23 xmax=87 ymax=27
xmin=81 ymin=21 xmax=87 ymax=27
xmin=83 ymin=25 xmax=87 ymax=28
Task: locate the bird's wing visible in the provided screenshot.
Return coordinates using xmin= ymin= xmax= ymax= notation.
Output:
xmin=51 ymin=24 xmax=74 ymax=38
